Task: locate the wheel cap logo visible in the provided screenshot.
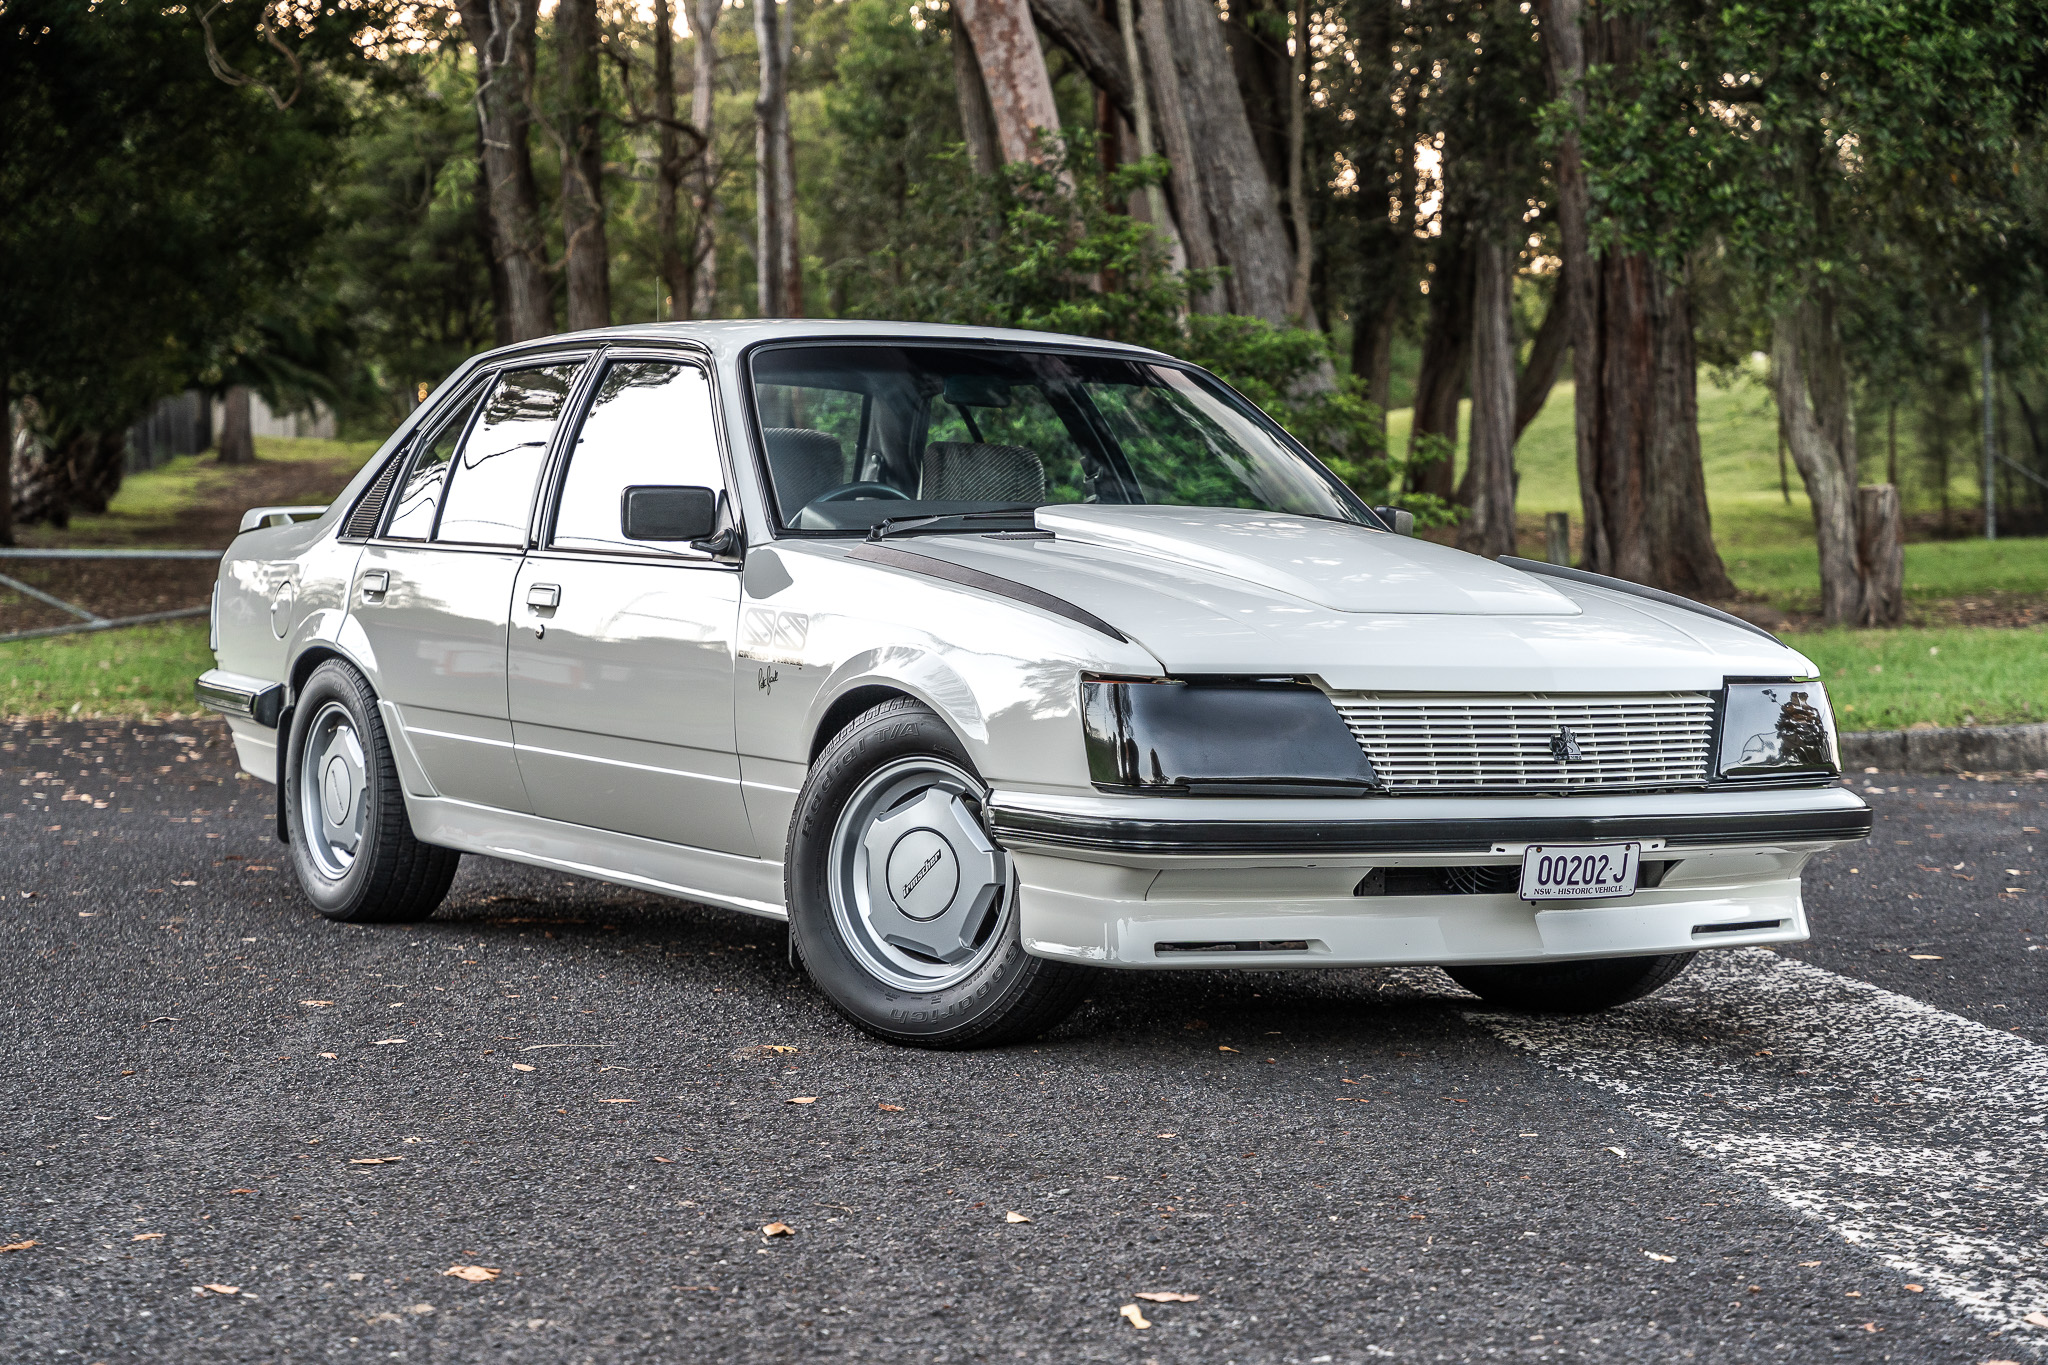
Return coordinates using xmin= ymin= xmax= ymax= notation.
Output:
xmin=884 ymin=829 xmax=959 ymax=922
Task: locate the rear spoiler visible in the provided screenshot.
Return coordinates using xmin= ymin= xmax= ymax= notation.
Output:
xmin=238 ymin=505 xmax=329 ymax=533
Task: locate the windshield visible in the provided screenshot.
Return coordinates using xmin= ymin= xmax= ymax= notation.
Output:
xmin=748 ymin=344 xmax=1370 ymax=532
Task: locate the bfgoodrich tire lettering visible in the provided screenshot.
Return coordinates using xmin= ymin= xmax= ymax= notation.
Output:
xmin=1444 ymin=951 xmax=1696 ymax=1013
xmin=284 ymin=659 xmax=460 ymax=924
xmin=787 ymin=697 xmax=1088 ymax=1049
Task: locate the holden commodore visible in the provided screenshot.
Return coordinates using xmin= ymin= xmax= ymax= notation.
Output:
xmin=197 ymin=321 xmax=1870 ymax=1047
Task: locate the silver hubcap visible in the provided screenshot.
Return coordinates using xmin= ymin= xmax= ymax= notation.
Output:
xmin=827 ymin=757 xmax=1010 ymax=991
xmin=299 ymin=702 xmax=368 ymax=880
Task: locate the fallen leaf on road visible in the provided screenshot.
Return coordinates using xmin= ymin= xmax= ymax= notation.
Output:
xmin=1005 ymin=1211 xmax=1032 ymax=1224
xmin=761 ymin=1222 xmax=795 ymax=1238
xmin=2025 ymin=1312 xmax=2048 ymax=1328
xmin=319 ymin=1052 xmax=337 ymax=1059
xmin=1798 ymin=1261 xmax=1822 ymax=1267
xmin=1336 ymin=1097 xmax=1369 ymax=1103
xmin=650 ymin=1156 xmax=674 ymax=1164
xmin=1644 ymin=1251 xmax=1676 ymax=1263
xmin=349 ymin=1157 xmax=402 ymax=1165
xmin=443 ymin=1265 xmax=501 ymax=1282
xmin=228 ymin=1188 xmax=255 ymax=1195
xmin=878 ymin=1103 xmax=904 ymax=1111
xmin=598 ymin=1099 xmax=635 ymax=1104
xmin=1134 ymin=1291 xmax=1199 ymax=1303
xmin=371 ymin=1039 xmax=407 ymax=1046
xmin=132 ymin=1233 xmax=164 ymax=1241
xmin=1605 ymin=1147 xmax=1627 ymax=1159
xmin=511 ymin=1064 xmax=535 ymax=1072
xmin=787 ymin=1097 xmax=817 ymax=1105
xmin=1908 ymin=954 xmax=1943 ymax=961
xmin=1154 ymin=1133 xmax=1176 ymax=1139
xmin=410 ymin=1303 xmax=435 ymax=1315
xmin=1118 ymin=1303 xmax=1152 ymax=1329
xmin=172 ymin=880 xmax=196 ymax=887
xmin=300 ymin=1001 xmax=333 ymax=1007
xmin=1217 ymin=1046 xmax=1239 ymax=1053
xmin=765 ymin=1045 xmax=797 ymax=1054
xmin=1903 ymin=1284 xmax=1923 ymax=1292
xmin=199 ymin=1283 xmax=240 ymax=1295
xmin=0 ymin=1241 xmax=36 ymax=1253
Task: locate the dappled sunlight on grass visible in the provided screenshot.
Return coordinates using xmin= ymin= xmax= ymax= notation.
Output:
xmin=1789 ymin=626 xmax=2046 ymax=731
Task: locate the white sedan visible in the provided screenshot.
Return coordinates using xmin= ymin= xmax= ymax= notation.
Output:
xmin=197 ymin=320 xmax=1870 ymax=1047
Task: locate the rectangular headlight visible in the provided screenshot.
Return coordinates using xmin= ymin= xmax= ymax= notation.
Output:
xmin=1080 ymin=676 xmax=1380 ymax=796
xmin=1718 ymin=681 xmax=1841 ymax=780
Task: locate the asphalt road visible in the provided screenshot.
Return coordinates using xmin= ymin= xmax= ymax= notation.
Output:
xmin=3 ymin=717 xmax=2044 ymax=1364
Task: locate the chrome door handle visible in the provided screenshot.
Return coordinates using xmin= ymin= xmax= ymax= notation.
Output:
xmin=360 ymin=570 xmax=389 ymax=601
xmin=527 ymin=583 xmax=561 ymax=609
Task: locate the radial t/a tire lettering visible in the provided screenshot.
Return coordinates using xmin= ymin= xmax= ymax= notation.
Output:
xmin=786 ymin=697 xmax=1088 ymax=1049
xmin=284 ymin=659 xmax=460 ymax=924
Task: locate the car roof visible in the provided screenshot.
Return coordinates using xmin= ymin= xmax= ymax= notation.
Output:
xmin=470 ymin=318 xmax=1178 ymax=366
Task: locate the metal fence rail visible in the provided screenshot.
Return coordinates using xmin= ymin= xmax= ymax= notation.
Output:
xmin=0 ymin=547 xmax=219 ymax=644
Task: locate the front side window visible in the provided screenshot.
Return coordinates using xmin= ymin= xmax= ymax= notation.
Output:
xmin=550 ymin=361 xmax=724 ymax=555
xmin=384 ymin=390 xmax=481 ymax=540
xmin=748 ymin=344 xmax=1366 ymax=532
xmin=434 ymin=362 xmax=586 ymax=546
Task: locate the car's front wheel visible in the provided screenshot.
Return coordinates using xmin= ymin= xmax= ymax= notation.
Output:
xmin=1444 ymin=952 xmax=1695 ymax=1013
xmin=786 ymin=698 xmax=1088 ymax=1048
xmin=285 ymin=659 xmax=460 ymax=923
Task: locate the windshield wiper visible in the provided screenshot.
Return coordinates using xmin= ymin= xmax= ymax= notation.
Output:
xmin=865 ymin=509 xmax=1040 ymax=541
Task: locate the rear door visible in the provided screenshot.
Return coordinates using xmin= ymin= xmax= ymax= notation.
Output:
xmin=507 ymin=354 xmax=752 ymax=854
xmin=354 ymin=357 xmax=590 ymax=811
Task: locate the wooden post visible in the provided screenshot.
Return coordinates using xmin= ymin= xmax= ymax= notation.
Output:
xmin=1545 ymin=512 xmax=1570 ymax=566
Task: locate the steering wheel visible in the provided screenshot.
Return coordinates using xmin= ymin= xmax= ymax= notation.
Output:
xmin=809 ymin=482 xmax=911 ymax=505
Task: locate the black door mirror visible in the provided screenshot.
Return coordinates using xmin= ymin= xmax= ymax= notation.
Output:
xmin=1371 ymin=505 xmax=1415 ymax=537
xmin=621 ymin=485 xmax=719 ymax=542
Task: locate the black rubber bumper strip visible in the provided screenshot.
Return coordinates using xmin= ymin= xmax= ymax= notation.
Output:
xmin=986 ymin=802 xmax=1874 ymax=856
xmin=847 ymin=542 xmax=1127 ymax=642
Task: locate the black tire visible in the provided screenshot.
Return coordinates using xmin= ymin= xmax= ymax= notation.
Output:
xmin=284 ymin=659 xmax=460 ymax=924
xmin=1444 ymin=952 xmax=1696 ymax=1013
xmin=786 ymin=697 xmax=1088 ymax=1049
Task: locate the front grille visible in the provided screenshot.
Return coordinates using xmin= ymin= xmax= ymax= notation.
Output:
xmin=1330 ymin=693 xmax=1716 ymax=793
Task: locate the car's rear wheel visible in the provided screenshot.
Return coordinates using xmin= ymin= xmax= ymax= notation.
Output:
xmin=1444 ymin=952 xmax=1695 ymax=1013
xmin=787 ymin=697 xmax=1088 ymax=1048
xmin=285 ymin=659 xmax=460 ymax=924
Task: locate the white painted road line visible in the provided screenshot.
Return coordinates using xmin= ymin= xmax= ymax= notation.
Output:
xmin=1472 ymin=948 xmax=2048 ymax=1354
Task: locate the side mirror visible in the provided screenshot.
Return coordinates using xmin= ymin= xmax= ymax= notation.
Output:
xmin=1372 ymin=506 xmax=1415 ymax=537
xmin=622 ymin=485 xmax=719 ymax=542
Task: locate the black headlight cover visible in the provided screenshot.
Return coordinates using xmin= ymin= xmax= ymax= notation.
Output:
xmin=1717 ymin=680 xmax=1842 ymax=781
xmin=1080 ymin=676 xmax=1380 ymax=796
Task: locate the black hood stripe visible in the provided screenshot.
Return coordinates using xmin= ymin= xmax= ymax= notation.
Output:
xmin=847 ymin=542 xmax=1128 ymax=643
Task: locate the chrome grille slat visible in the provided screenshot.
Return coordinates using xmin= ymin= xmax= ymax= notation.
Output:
xmin=1331 ymin=692 xmax=1715 ymax=793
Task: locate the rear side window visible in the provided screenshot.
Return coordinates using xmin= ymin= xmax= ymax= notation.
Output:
xmin=383 ymin=391 xmax=480 ymax=540
xmin=551 ymin=361 xmax=724 ymax=555
xmin=434 ymin=363 xmax=586 ymax=546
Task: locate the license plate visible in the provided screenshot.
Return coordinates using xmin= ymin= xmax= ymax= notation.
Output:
xmin=1518 ymin=842 xmax=1640 ymax=901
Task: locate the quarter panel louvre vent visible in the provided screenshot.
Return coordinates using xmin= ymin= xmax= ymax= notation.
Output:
xmin=343 ymin=455 xmax=402 ymax=540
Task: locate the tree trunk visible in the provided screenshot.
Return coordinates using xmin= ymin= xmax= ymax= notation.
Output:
xmin=1137 ymin=0 xmax=1220 ymax=305
xmin=1772 ymin=312 xmax=1863 ymax=625
xmin=0 ymin=360 xmax=13 ymax=547
xmin=218 ymin=386 xmax=256 ymax=466
xmin=1157 ymin=0 xmax=1295 ymax=324
xmin=654 ymin=0 xmax=686 ymax=321
xmin=953 ymin=0 xmax=1062 ymax=165
xmin=950 ymin=11 xmax=1004 ymax=176
xmin=1114 ymin=0 xmax=1178 ymax=266
xmin=1540 ymin=0 xmax=1730 ymax=596
xmin=1856 ymin=483 xmax=1904 ymax=626
xmin=1459 ymin=238 xmax=1518 ymax=558
xmin=1513 ymin=265 xmax=1570 ymax=440
xmin=1349 ymin=286 xmax=1397 ymax=418
xmin=689 ymin=0 xmax=721 ymax=318
xmin=1407 ymin=238 xmax=1473 ymax=501
xmin=1285 ymin=0 xmax=1311 ymax=324
xmin=754 ymin=0 xmax=801 ymax=317
xmin=558 ymin=0 xmax=610 ymax=331
xmin=460 ymin=0 xmax=552 ymax=341
xmin=473 ymin=109 xmax=516 ymax=345
xmin=1028 ymin=0 xmax=1132 ymax=122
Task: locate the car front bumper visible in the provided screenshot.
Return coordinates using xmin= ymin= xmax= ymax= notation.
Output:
xmin=988 ymin=783 xmax=1870 ymax=970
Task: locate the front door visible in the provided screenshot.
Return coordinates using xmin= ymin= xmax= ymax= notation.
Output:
xmin=507 ymin=357 xmax=752 ymax=855
xmin=353 ymin=358 xmax=588 ymax=811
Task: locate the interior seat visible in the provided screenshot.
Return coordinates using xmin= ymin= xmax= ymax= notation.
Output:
xmin=919 ymin=442 xmax=1047 ymax=504
xmin=763 ymin=427 xmax=848 ymax=514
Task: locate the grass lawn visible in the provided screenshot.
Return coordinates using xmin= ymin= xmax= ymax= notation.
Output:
xmin=1389 ymin=371 xmax=2048 ymax=612
xmin=1792 ymin=625 xmax=2047 ymax=732
xmin=0 ymin=621 xmax=214 ymax=717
